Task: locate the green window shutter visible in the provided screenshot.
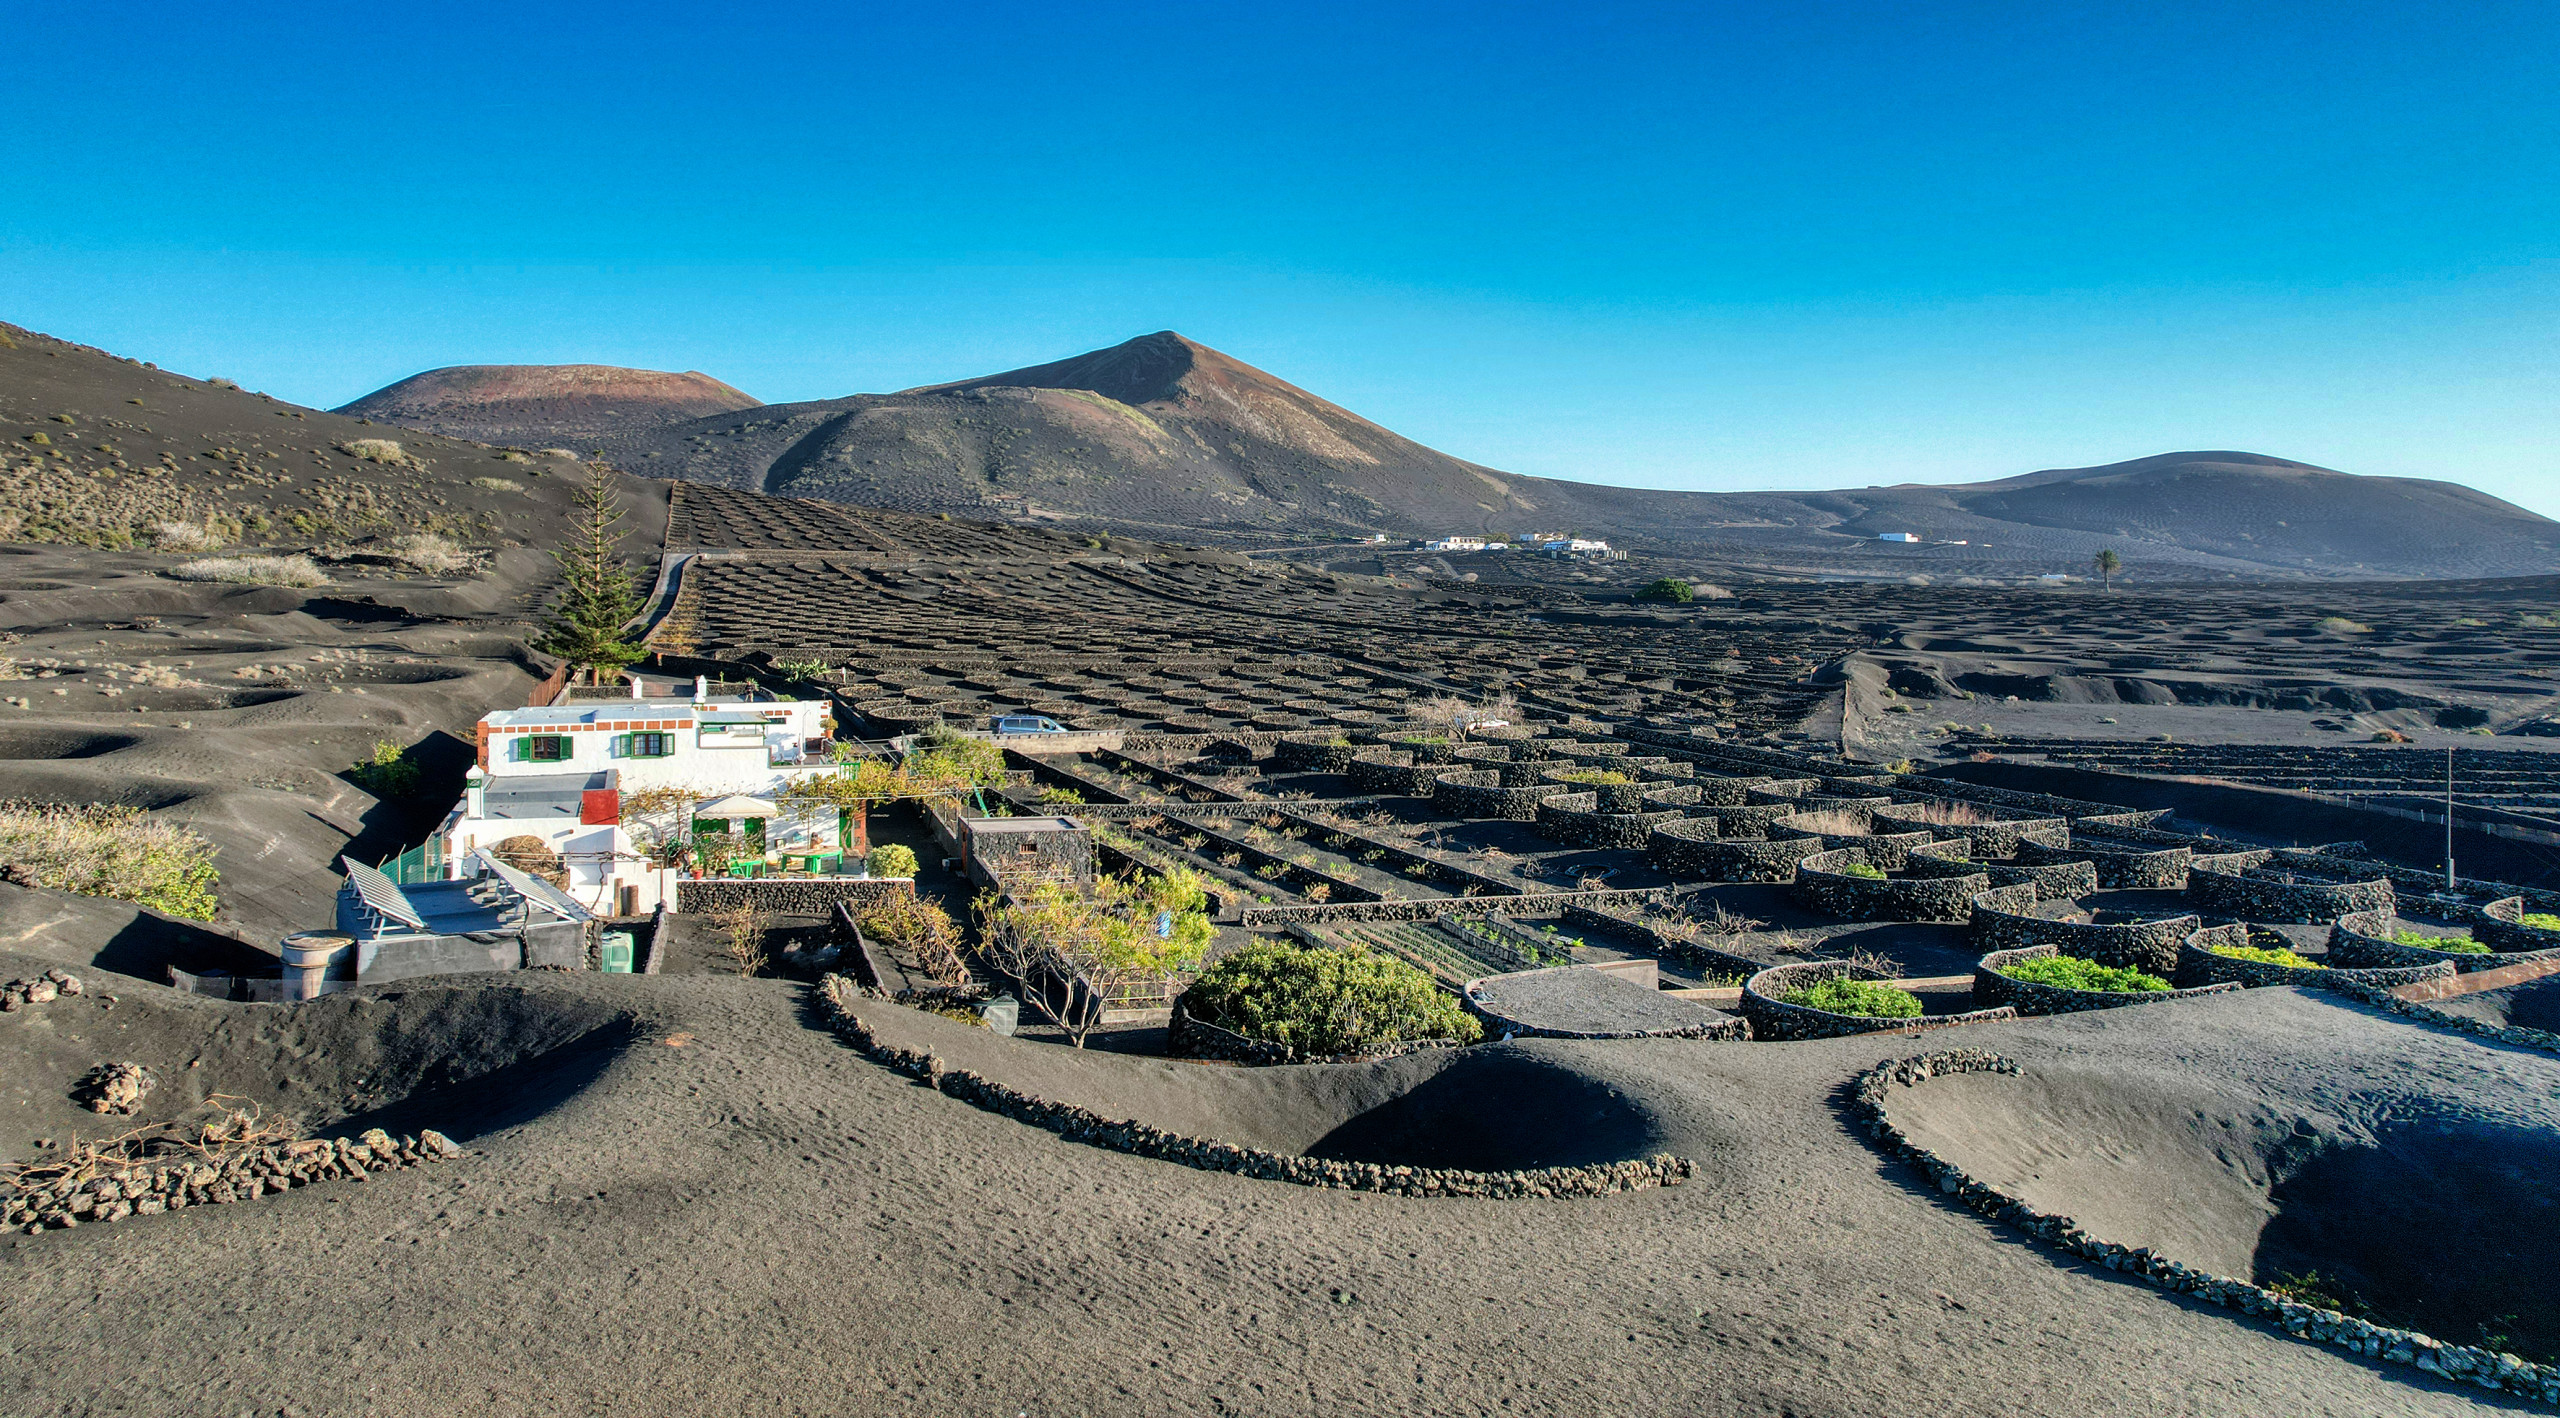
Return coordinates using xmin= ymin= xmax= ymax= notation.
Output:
xmin=508 ymin=735 xmax=526 ymax=762
xmin=613 ymin=733 xmax=630 ymax=758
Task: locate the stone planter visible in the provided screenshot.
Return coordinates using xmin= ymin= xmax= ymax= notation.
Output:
xmin=1740 ymin=960 xmax=2014 ymax=1041
xmin=2186 ymin=864 xmax=2395 ymax=925
xmin=1431 ymin=768 xmax=1565 ymax=821
xmin=2327 ymin=908 xmax=2560 ymax=974
xmin=1345 ymin=751 xmax=1439 ymax=797
xmin=1791 ymin=848 xmax=1989 ymax=923
xmin=1972 ymin=944 xmax=2241 ymax=1016
xmin=1968 ymin=895 xmax=2201 ymax=977
xmin=2477 ymin=897 xmax=2560 ymax=953
xmin=2015 ymin=838 xmax=2193 ymax=890
xmin=1271 ymin=734 xmax=1361 ymax=773
xmin=1540 ymin=767 xmax=1645 ymax=811
xmin=2175 ymin=923 xmax=2453 ymax=990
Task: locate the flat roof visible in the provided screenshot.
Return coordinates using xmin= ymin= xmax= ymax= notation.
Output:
xmin=965 ymin=816 xmax=1084 ymax=834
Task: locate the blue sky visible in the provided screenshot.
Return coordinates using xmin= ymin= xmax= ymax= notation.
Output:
xmin=3 ymin=1 xmax=2554 ymax=513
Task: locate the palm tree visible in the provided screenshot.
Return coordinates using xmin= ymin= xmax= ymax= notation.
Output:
xmin=2093 ymin=548 xmax=2122 ymax=591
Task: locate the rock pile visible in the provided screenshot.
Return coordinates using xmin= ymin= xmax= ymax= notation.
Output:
xmin=4 ymin=1128 xmax=464 ymax=1234
xmin=817 ymin=974 xmax=1690 ymax=1200
xmin=74 ymin=1062 xmax=153 ymax=1115
xmin=1849 ymin=1049 xmax=2560 ymax=1405
xmin=0 ymin=969 xmax=83 ymax=1012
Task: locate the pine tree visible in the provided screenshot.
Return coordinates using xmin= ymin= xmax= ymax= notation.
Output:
xmin=536 ymin=464 xmax=647 ymax=685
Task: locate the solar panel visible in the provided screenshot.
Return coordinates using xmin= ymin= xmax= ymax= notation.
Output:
xmin=338 ymin=856 xmax=426 ymax=930
xmin=466 ymin=850 xmax=596 ymax=924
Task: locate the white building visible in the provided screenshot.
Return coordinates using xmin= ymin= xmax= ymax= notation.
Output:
xmin=1422 ymin=535 xmax=1490 ymax=552
xmin=436 ymin=676 xmax=845 ymax=916
xmin=1535 ymin=537 xmax=1615 ymax=558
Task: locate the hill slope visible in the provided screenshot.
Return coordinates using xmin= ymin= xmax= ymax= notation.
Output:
xmin=569 ymin=333 xmax=2555 ymax=578
xmin=338 ymin=364 xmax=758 ymax=446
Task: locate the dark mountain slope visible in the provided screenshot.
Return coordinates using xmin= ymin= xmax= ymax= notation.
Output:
xmin=338 ymin=364 xmax=758 ymax=446
xmin=398 ymin=332 xmax=2552 ymax=579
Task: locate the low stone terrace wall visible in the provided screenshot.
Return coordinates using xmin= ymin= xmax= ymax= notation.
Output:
xmin=1968 ymin=892 xmax=2201 ymax=977
xmin=1902 ymin=848 xmax=2097 ymax=902
xmin=1740 ymin=960 xmax=2015 ymax=1041
xmin=815 ymin=976 xmax=1692 ymax=1199
xmin=1155 ymin=814 xmax=1383 ymax=905
xmin=1850 ymin=1050 xmax=2560 ymax=1406
xmin=1971 ymin=944 xmax=2242 ymax=1016
xmin=1792 ymin=848 xmax=1988 ymax=922
xmin=2186 ymin=864 xmax=2395 ymax=925
xmin=1690 ymin=834 xmax=1831 ymax=883
xmin=2328 ymin=908 xmax=2560 ymax=974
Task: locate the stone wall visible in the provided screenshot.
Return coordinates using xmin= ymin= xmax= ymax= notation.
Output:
xmin=2185 ymin=864 xmax=2394 ymax=925
xmin=676 ymin=876 xmax=917 ymax=916
xmin=1689 ymin=834 xmax=1829 ymax=883
xmin=1970 ymin=944 xmax=2242 ymax=1016
xmin=2015 ymin=838 xmax=2193 ymax=890
xmin=814 ymin=975 xmax=1693 ymax=1200
xmin=1791 ymin=848 xmax=1988 ymax=923
xmin=1848 ymin=1050 xmax=2560 ymax=1407
xmin=1769 ymin=822 xmax=1938 ymax=871
xmin=1559 ymin=901 xmax=1770 ymax=980
xmin=6 ymin=1127 xmax=464 ymax=1234
xmin=1345 ymin=751 xmax=1440 ymax=798
xmin=1430 ymin=769 xmax=1565 ymax=822
xmin=2478 ymin=896 xmax=2560 ymax=953
xmin=2327 ymin=908 xmax=2560 ymax=974
xmin=1968 ymin=898 xmax=2200 ymax=977
xmin=1238 ymin=885 xmax=1669 ymax=929
xmin=1739 ymin=960 xmax=2015 ymax=1041
xmin=1272 ymin=735 xmax=1361 ymax=773
xmin=2175 ymin=923 xmax=2453 ymax=990
xmin=1533 ymin=792 xmax=1685 ymax=850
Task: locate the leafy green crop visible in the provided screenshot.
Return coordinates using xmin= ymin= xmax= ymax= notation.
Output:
xmin=1778 ymin=976 xmax=1921 ymax=1018
xmin=2207 ymin=943 xmax=2324 ymax=969
xmin=2389 ymin=930 xmax=2487 ymax=954
xmin=1998 ymin=954 xmax=2170 ymax=993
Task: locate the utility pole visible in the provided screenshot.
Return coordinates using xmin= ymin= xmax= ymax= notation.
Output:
xmin=2445 ymin=745 xmax=2456 ymax=890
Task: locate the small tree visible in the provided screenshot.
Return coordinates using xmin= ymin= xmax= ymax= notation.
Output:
xmin=2093 ymin=548 xmax=2122 ymax=590
xmin=865 ymin=843 xmax=920 ymax=878
xmin=1636 ymin=577 xmax=1695 ymax=604
xmin=975 ymin=869 xmax=1212 ymax=1047
xmin=535 ymin=463 xmax=646 ymax=686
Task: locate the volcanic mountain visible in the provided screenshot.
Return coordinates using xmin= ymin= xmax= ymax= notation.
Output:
xmin=336 ymin=364 xmax=757 ymax=446
xmin=380 ymin=332 xmax=2556 ymax=578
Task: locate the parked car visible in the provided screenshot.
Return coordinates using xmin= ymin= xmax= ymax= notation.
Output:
xmin=990 ymin=714 xmax=1071 ymax=735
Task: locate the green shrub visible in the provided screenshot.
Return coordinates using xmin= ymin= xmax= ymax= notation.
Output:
xmin=1837 ymin=862 xmax=1887 ymax=880
xmin=1554 ymin=768 xmax=1631 ymax=786
xmin=1184 ymin=941 xmax=1481 ymax=1055
xmin=2207 ymin=942 xmax=2323 ymax=969
xmin=0 ymin=801 xmax=221 ymax=921
xmin=1999 ymin=954 xmax=2169 ymax=993
xmin=865 ymin=843 xmax=919 ymax=879
xmin=1778 ymin=976 xmax=1921 ymax=1018
xmin=347 ymin=739 xmax=422 ymax=798
xmin=2520 ymin=912 xmax=2560 ymax=932
xmin=1636 ymin=577 xmax=1694 ymax=603
xmin=2316 ymin=616 xmax=2373 ymax=635
xmin=2389 ymin=930 xmax=2487 ymax=954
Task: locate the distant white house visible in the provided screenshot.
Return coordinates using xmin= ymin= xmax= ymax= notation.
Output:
xmin=436 ymin=675 xmax=843 ymax=916
xmin=1421 ymin=535 xmax=1490 ymax=552
xmin=1877 ymin=532 xmax=1921 ymax=543
xmin=1536 ymin=537 xmax=1617 ymax=558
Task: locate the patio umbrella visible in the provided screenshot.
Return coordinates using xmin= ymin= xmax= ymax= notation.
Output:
xmin=696 ymin=794 xmax=779 ymax=819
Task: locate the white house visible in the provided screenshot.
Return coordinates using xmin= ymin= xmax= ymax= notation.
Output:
xmin=436 ymin=676 xmax=845 ymax=916
xmin=1535 ymin=537 xmax=1615 ymax=558
xmin=1422 ymin=535 xmax=1490 ymax=552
